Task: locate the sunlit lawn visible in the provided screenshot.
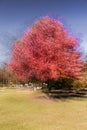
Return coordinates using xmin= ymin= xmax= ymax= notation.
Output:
xmin=0 ymin=88 xmax=87 ymax=130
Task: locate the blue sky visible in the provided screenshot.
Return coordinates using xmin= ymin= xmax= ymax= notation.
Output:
xmin=0 ymin=0 xmax=87 ymax=66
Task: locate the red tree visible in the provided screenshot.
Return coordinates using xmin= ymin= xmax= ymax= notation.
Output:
xmin=8 ymin=16 xmax=83 ymax=84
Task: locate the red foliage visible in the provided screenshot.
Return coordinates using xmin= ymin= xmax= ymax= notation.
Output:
xmin=8 ymin=17 xmax=83 ymax=82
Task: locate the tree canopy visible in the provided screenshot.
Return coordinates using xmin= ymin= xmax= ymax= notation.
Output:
xmin=8 ymin=17 xmax=83 ymax=83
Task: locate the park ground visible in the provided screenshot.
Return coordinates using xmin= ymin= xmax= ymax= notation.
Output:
xmin=0 ymin=88 xmax=87 ymax=130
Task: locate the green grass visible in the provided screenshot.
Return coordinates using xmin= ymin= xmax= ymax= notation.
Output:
xmin=0 ymin=88 xmax=87 ymax=130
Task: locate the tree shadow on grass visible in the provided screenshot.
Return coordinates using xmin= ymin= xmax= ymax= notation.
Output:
xmin=44 ymin=89 xmax=87 ymax=100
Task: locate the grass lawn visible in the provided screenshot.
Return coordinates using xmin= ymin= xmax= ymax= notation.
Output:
xmin=0 ymin=88 xmax=87 ymax=130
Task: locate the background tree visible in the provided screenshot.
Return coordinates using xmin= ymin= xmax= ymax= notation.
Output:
xmin=78 ymin=61 xmax=87 ymax=88
xmin=8 ymin=17 xmax=83 ymax=89
xmin=0 ymin=62 xmax=17 ymax=87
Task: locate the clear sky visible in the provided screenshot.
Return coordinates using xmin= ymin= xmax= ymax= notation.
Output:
xmin=0 ymin=0 xmax=87 ymax=66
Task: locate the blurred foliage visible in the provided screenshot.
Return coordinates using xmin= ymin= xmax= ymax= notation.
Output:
xmin=0 ymin=61 xmax=87 ymax=90
xmin=0 ymin=65 xmax=17 ymax=87
xmin=78 ymin=61 xmax=87 ymax=88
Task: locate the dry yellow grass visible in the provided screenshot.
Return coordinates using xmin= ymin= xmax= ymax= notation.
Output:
xmin=0 ymin=88 xmax=87 ymax=130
